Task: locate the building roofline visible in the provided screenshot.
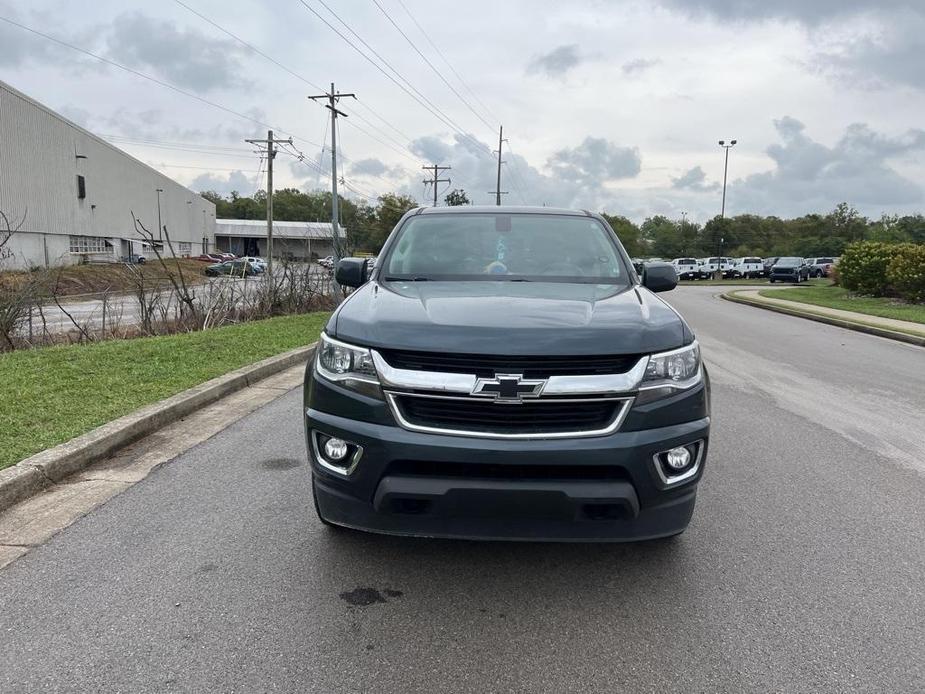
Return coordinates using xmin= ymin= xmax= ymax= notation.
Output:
xmin=0 ymin=78 xmax=215 ymax=208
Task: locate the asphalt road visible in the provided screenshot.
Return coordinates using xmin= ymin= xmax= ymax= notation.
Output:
xmin=2 ymin=285 xmax=924 ymax=692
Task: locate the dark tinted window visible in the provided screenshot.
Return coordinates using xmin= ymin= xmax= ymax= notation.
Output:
xmin=383 ymin=214 xmax=629 ymax=284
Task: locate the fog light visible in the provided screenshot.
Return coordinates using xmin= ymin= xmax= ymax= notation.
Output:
xmin=665 ymin=446 xmax=692 ymax=470
xmin=323 ymin=437 xmax=349 ymax=461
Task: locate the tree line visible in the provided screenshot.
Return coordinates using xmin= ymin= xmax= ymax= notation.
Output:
xmin=604 ymin=203 xmax=925 ymax=259
xmin=200 ymin=188 xmax=924 ymax=259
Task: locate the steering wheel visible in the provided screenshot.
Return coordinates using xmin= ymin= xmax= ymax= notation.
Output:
xmin=540 ymin=261 xmax=586 ymax=276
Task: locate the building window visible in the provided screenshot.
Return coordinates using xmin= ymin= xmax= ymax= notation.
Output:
xmin=76 ymin=175 xmax=86 ymax=199
xmin=177 ymin=241 xmax=192 ymax=255
xmin=69 ymin=235 xmax=107 ymax=254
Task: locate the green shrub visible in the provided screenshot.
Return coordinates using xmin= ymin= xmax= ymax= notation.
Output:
xmin=837 ymin=241 xmax=907 ymax=296
xmin=887 ymin=244 xmax=925 ymax=303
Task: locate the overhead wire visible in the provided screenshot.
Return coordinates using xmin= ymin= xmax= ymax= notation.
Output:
xmin=297 ymin=0 xmax=495 ymax=161
xmin=392 ymin=0 xmax=501 ymax=126
xmin=0 ymin=15 xmax=314 ymax=145
xmin=175 ymin=0 xmax=426 ymax=171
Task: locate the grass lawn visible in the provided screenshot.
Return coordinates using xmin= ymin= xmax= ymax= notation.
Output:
xmin=0 ymin=312 xmax=329 ymax=470
xmin=758 ymin=285 xmax=925 ymax=325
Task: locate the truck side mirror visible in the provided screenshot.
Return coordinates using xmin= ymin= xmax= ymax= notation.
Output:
xmin=642 ymin=262 xmax=678 ymax=293
xmin=335 ymin=258 xmax=369 ymax=288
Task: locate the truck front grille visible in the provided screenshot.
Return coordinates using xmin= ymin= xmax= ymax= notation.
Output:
xmin=377 ymin=349 xmax=640 ymax=378
xmin=387 ymin=393 xmax=631 ymax=438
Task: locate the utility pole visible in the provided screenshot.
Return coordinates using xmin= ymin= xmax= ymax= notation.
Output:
xmin=489 ymin=125 xmax=508 ymax=206
xmin=245 ymin=130 xmax=292 ymax=276
xmin=309 ymin=83 xmax=356 ymax=264
xmin=422 ymin=164 xmax=451 ymax=207
xmin=718 ymin=139 xmax=737 ymax=218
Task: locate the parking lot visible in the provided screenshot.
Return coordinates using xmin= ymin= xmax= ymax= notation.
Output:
xmin=1 ymin=285 xmax=922 ymax=692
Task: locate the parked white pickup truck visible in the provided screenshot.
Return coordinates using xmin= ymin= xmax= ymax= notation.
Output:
xmin=698 ymin=257 xmax=734 ymax=278
xmin=730 ymin=256 xmax=764 ymax=279
xmin=671 ymin=257 xmax=700 ymax=280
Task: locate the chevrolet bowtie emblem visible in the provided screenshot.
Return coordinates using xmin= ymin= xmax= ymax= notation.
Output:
xmin=471 ymin=374 xmax=546 ymax=402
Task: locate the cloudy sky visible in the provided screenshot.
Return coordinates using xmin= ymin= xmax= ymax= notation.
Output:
xmin=1 ymin=0 xmax=924 ymax=222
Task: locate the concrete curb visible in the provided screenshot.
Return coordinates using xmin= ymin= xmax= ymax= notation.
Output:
xmin=721 ymin=291 xmax=925 ymax=347
xmin=0 ymin=344 xmax=315 ymax=513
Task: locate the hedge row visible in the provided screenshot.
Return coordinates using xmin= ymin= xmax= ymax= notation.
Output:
xmin=838 ymin=241 xmax=925 ymax=302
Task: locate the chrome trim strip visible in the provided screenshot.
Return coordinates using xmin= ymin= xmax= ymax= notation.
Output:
xmin=544 ymin=358 xmax=649 ymax=395
xmin=651 ymin=440 xmax=704 ymax=487
xmin=310 ymin=429 xmax=364 ymax=476
xmin=383 ymin=391 xmax=635 ymax=440
xmin=372 ymin=350 xmax=649 ymax=396
xmin=372 ymin=351 xmax=477 ymax=393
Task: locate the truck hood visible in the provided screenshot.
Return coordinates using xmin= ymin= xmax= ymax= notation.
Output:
xmin=330 ymin=281 xmax=689 ymax=356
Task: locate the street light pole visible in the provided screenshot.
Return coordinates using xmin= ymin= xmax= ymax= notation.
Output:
xmin=718 ymin=140 xmax=737 ymax=218
xmin=155 ymin=188 xmax=164 ymax=242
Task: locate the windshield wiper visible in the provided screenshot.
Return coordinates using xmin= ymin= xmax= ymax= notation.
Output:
xmin=384 ymin=276 xmax=431 ymax=281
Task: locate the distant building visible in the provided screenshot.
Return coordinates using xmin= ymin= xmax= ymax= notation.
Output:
xmin=215 ymin=219 xmax=336 ymax=260
xmin=0 ymin=80 xmax=216 ymax=270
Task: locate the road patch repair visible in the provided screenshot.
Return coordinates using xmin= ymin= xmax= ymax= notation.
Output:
xmin=0 ymin=346 xmax=313 ymax=569
xmin=722 ymin=289 xmax=925 ymax=347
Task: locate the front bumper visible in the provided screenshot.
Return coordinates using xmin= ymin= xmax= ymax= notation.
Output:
xmin=304 ymin=371 xmax=710 ymax=542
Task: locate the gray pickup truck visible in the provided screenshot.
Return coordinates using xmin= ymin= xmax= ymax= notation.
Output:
xmin=303 ymin=206 xmax=710 ymax=541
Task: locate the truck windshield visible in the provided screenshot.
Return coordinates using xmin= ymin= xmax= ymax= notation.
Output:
xmin=382 ymin=213 xmax=630 ymax=284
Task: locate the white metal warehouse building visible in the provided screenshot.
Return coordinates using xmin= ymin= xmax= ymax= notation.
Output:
xmin=215 ymin=219 xmax=336 ymax=261
xmin=0 ymin=80 xmax=216 ymax=270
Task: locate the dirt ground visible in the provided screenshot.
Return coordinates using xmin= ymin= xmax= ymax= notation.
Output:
xmin=0 ymin=258 xmax=208 ymax=298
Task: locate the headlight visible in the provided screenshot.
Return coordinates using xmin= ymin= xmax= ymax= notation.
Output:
xmin=638 ymin=341 xmax=702 ymax=402
xmin=315 ymin=333 xmax=382 ymax=399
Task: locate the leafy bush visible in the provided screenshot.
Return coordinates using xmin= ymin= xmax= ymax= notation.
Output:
xmin=837 ymin=241 xmax=907 ymax=296
xmin=887 ymin=244 xmax=925 ymax=303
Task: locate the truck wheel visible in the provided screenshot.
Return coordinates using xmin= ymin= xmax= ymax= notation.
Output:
xmin=769 ymin=278 xmax=775 ymax=283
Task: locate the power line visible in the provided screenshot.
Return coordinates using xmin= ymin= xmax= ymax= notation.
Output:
xmin=0 ymin=15 xmax=307 ymax=143
xmin=173 ymin=0 xmax=326 ymax=92
xmin=392 ymin=0 xmax=500 ymax=126
xmin=370 ymin=0 xmax=494 ymax=132
xmin=174 ymin=0 xmax=424 ymax=168
xmin=146 ymin=163 xmax=262 ymax=173
xmin=298 ymin=0 xmax=494 ymax=161
xmin=422 ymin=164 xmax=451 ymax=207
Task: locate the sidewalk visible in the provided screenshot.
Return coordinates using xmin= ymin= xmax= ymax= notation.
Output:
xmin=723 ymin=289 xmax=925 ymax=345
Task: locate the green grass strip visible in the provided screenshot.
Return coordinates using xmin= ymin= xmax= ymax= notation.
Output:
xmin=0 ymin=312 xmax=329 ymax=470
xmin=757 ymin=286 xmax=925 ymax=326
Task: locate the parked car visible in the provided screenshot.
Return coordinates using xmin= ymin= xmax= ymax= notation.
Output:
xmin=769 ymin=257 xmax=810 ymax=283
xmin=805 ymin=256 xmax=837 ymax=277
xmin=671 ymin=258 xmax=700 ymax=280
xmin=241 ymin=256 xmax=268 ymax=273
xmin=319 ymin=255 xmax=335 ymax=269
xmin=306 ymin=206 xmax=709 ymax=541
xmin=730 ymin=256 xmax=764 ymax=279
xmin=194 ymin=253 xmax=225 ymax=263
xmin=205 ymin=260 xmax=259 ymax=277
xmin=122 ymin=254 xmax=146 ymax=265
xmin=762 ymin=257 xmax=779 ymax=277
